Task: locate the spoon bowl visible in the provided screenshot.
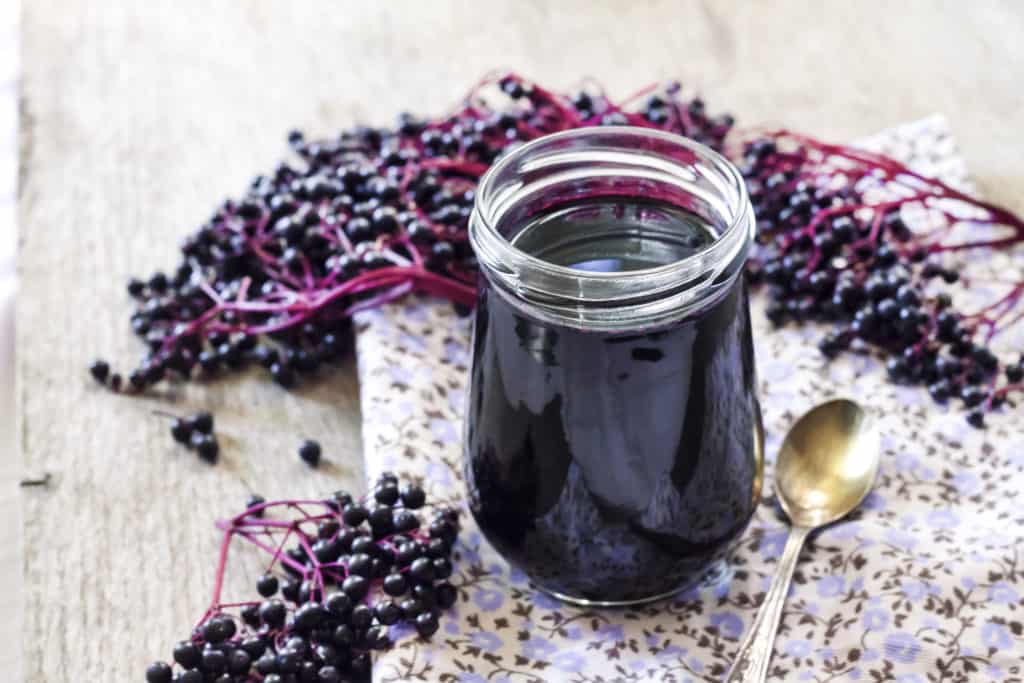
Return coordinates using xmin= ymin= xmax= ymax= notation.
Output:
xmin=776 ymin=398 xmax=879 ymax=528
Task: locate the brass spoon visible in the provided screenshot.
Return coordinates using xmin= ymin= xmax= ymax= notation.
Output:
xmin=725 ymin=399 xmax=879 ymax=682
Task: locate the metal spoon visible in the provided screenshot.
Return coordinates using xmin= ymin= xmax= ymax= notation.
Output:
xmin=725 ymin=399 xmax=879 ymax=682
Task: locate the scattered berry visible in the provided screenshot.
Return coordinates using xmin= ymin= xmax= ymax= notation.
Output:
xmin=88 ymin=359 xmax=110 ymax=384
xmin=192 ymin=434 xmax=219 ymax=464
xmin=298 ymin=439 xmax=322 ymax=467
xmin=169 ymin=418 xmax=191 ymax=444
xmin=188 ymin=411 xmax=214 ymax=434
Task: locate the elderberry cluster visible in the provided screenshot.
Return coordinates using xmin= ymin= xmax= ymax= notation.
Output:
xmin=741 ymin=137 xmax=1022 ymax=427
xmin=147 ymin=474 xmax=459 ymax=682
xmin=89 ymin=74 xmax=733 ymax=396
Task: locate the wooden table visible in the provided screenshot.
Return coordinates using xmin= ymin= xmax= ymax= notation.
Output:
xmin=15 ymin=2 xmax=1024 ymax=679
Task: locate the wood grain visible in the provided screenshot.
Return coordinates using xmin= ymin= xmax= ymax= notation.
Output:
xmin=17 ymin=1 xmax=1024 ymax=680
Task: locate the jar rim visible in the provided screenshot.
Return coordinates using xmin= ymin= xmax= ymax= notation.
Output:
xmin=470 ymin=126 xmax=754 ymax=329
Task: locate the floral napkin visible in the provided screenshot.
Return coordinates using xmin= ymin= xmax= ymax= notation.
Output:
xmin=354 ymin=117 xmax=1024 ymax=683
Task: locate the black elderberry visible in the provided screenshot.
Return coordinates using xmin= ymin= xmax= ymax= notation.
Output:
xmin=349 ymin=535 xmax=377 ymax=557
xmin=382 ymin=572 xmax=408 ymax=597
xmin=256 ymin=653 xmax=278 ymax=675
xmin=257 ymin=573 xmax=279 ymax=597
xmin=399 ymin=598 xmax=425 ymax=619
xmin=1007 ymin=363 xmax=1024 ymax=383
xmin=342 ymin=504 xmax=368 ymax=526
xmin=341 ymin=575 xmax=370 ymax=601
xmin=246 ymin=493 xmax=266 ymax=516
xmin=374 ymin=599 xmax=401 ymax=625
xmin=429 ymin=518 xmax=457 ymax=543
xmin=332 ymin=623 xmax=354 ymax=647
xmin=294 ymin=602 xmax=326 ymax=632
xmin=325 ymin=591 xmax=352 ymax=619
xmin=426 ymin=537 xmax=450 ymax=558
xmin=192 ymin=434 xmax=219 ymax=464
xmin=435 ymin=581 xmax=458 ymax=609
xmin=961 ymin=386 xmax=987 ymax=408
xmin=414 ymin=611 xmax=439 ymax=637
xmin=240 ymin=603 xmax=261 ymax=628
xmin=170 ymin=418 xmax=192 ymax=444
xmin=392 ymin=509 xmax=420 ymax=533
xmin=317 ymin=519 xmax=340 ymax=540
xmin=146 ymin=661 xmax=173 ymax=683
xmin=202 ymin=616 xmax=236 ymax=643
xmin=259 ymin=599 xmax=287 ymax=628
xmin=201 ymin=647 xmax=228 ymax=674
xmin=349 ymin=603 xmax=373 ymax=629
xmin=318 ymin=665 xmax=342 ymax=683
xmin=276 ymin=650 xmax=301 ymax=674
xmin=189 ymin=411 xmax=214 ymax=434
xmin=89 ymin=359 xmax=110 ymax=384
xmin=399 ymin=483 xmax=426 ymax=509
xmin=395 ymin=542 xmax=421 ymax=567
xmin=298 ymin=439 xmax=322 ymax=467
xmin=271 ymin=362 xmax=296 ymax=388
xmin=432 ymin=556 xmax=453 ymax=579
xmin=409 ymin=556 xmax=435 ymax=583
xmin=350 ymin=653 xmax=372 ymax=678
xmin=347 ymin=553 xmax=374 ymax=578
xmin=374 ymin=481 xmax=400 ymax=505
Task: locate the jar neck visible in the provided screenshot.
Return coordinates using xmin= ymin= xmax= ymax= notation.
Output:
xmin=470 ymin=127 xmax=754 ymax=331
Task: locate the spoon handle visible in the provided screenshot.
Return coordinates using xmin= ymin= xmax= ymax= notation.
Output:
xmin=725 ymin=526 xmax=810 ymax=683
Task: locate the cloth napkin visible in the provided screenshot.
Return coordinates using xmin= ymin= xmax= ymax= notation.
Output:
xmin=354 ymin=117 xmax=1024 ymax=683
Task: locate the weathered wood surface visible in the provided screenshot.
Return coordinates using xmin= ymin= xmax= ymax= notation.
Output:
xmin=16 ymin=1 xmax=1024 ymax=680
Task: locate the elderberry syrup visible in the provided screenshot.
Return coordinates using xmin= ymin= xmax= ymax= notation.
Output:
xmin=465 ymin=128 xmax=763 ymax=605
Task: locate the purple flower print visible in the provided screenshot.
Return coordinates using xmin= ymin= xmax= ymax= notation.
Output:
xmin=521 ymin=636 xmax=557 ymax=661
xmin=530 ymin=590 xmax=561 ymax=610
xmin=596 ymin=623 xmax=625 ymax=643
xmin=982 ymin=622 xmax=1012 ymax=650
xmin=447 ymin=387 xmax=465 ymax=413
xmin=470 ymin=630 xmax=502 ymax=652
xmin=895 ymin=675 xmax=926 ymax=683
xmin=862 ymin=608 xmax=890 ymax=630
xmin=952 ymin=470 xmax=980 ymax=495
xmin=472 ymin=588 xmax=504 ymax=612
xmin=425 ymin=460 xmax=453 ymax=486
xmin=709 ymin=612 xmax=744 ymax=640
xmin=900 ymin=579 xmax=936 ymax=602
xmin=860 ymin=490 xmax=886 ymax=511
xmin=883 ymin=633 xmax=921 ymax=664
xmin=817 ymin=575 xmax=845 ymax=598
xmin=785 ymin=639 xmax=813 ymax=658
xmin=399 ymin=331 xmax=427 ymax=353
xmin=507 ymin=565 xmax=528 ymax=586
xmin=989 ymin=581 xmax=1019 ymax=605
xmin=926 ymin=508 xmax=959 ymax=529
xmin=430 ymin=417 xmax=458 ymax=444
xmin=760 ymin=529 xmax=788 ymax=559
xmin=885 ymin=527 xmax=918 ymax=551
xmin=444 ymin=338 xmax=467 ymax=365
xmin=551 ymin=652 xmax=586 ymax=672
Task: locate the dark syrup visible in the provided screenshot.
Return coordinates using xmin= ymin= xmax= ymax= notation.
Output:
xmin=465 ymin=198 xmax=762 ymax=603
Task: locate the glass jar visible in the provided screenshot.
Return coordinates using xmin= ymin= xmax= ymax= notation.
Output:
xmin=465 ymin=127 xmax=763 ymax=606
